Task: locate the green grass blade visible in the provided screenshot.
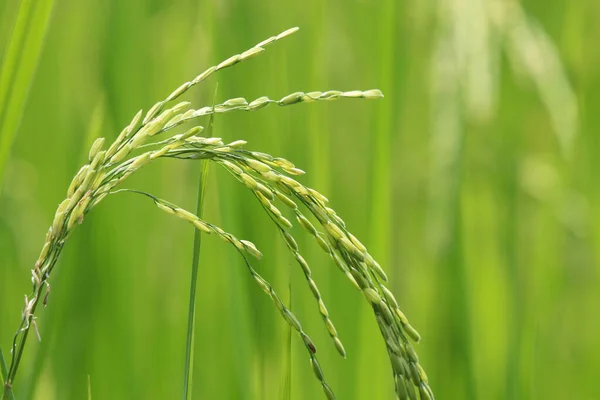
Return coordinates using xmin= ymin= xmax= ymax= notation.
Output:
xmin=0 ymin=348 xmax=7 ymax=386
xmin=182 ymin=84 xmax=218 ymax=400
xmin=1 ymin=348 xmax=15 ymax=400
xmin=0 ymin=0 xmax=55 ymax=193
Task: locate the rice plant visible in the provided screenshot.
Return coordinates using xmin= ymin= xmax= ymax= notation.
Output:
xmin=1 ymin=28 xmax=432 ymax=400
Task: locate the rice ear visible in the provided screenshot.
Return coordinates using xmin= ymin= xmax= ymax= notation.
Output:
xmin=4 ymin=27 xmax=431 ymax=400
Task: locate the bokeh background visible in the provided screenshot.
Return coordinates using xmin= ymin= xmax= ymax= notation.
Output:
xmin=1 ymin=0 xmax=599 ymax=399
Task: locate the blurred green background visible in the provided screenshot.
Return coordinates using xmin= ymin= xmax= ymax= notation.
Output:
xmin=1 ymin=0 xmax=599 ymax=399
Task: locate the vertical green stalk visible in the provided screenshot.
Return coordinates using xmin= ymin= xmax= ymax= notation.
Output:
xmin=181 ymin=145 xmax=206 ymax=400
xmin=359 ymin=0 xmax=395 ymax=398
xmin=504 ymin=150 xmax=520 ymax=399
xmin=182 ymin=86 xmax=218 ymax=400
xmin=0 ymin=348 xmax=13 ymax=400
xmin=265 ymin=12 xmax=293 ymax=398
xmin=0 ymin=349 xmax=7 ymax=385
xmin=0 ymin=0 xmax=55 ymax=193
xmin=501 ymin=79 xmax=524 ymax=400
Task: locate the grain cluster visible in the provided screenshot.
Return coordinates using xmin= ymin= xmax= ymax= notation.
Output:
xmin=4 ymin=27 xmax=431 ymax=400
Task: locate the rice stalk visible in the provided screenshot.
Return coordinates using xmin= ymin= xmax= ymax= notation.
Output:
xmin=87 ymin=375 xmax=92 ymax=400
xmin=2 ymin=27 xmax=429 ymax=399
xmin=0 ymin=348 xmax=7 ymax=386
xmin=0 ymin=348 xmax=13 ymax=400
xmin=182 ymin=86 xmax=217 ymax=400
xmin=361 ymin=0 xmax=397 ymax=396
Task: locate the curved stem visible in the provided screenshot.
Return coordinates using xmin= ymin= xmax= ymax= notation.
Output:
xmin=4 ymin=247 xmax=62 ymax=393
xmin=7 ymin=298 xmax=38 ymax=383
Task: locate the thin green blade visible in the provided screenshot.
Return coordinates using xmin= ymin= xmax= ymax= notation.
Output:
xmin=1 ymin=348 xmax=15 ymax=399
xmin=0 ymin=348 xmax=7 ymax=386
xmin=182 ymin=84 xmax=218 ymax=400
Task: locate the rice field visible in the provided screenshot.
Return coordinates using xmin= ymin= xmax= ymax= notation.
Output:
xmin=1 ymin=1 xmax=599 ymax=399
